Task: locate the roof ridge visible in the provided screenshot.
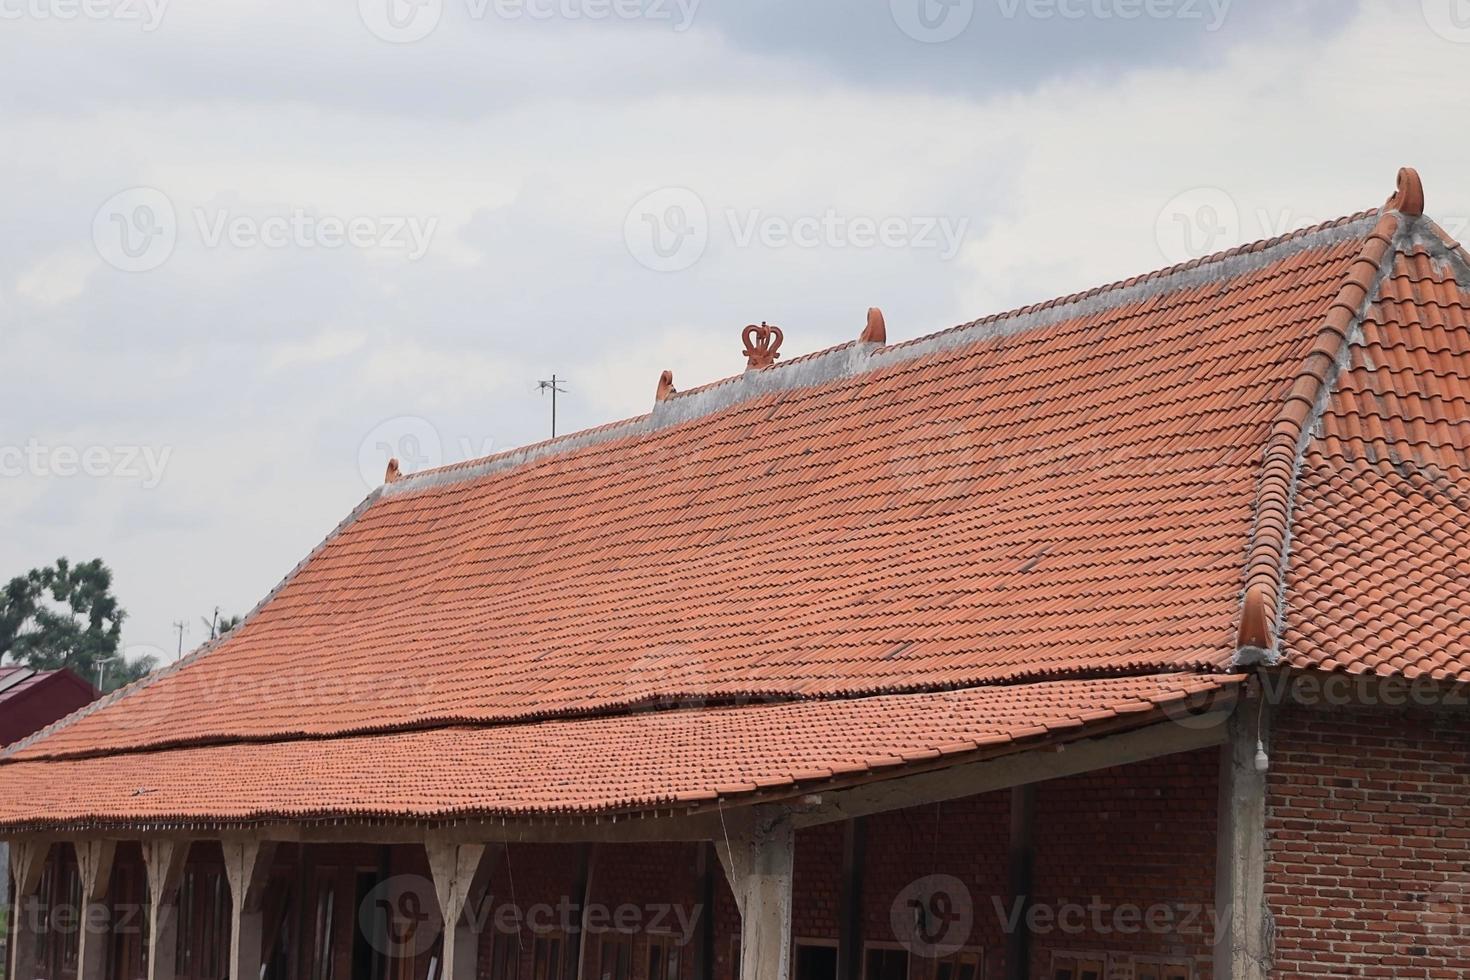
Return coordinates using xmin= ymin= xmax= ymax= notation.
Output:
xmin=895 ymin=208 xmax=1382 ymax=355
xmin=1234 ymin=168 xmax=1426 ymax=661
xmin=389 ymin=209 xmax=1384 ymax=499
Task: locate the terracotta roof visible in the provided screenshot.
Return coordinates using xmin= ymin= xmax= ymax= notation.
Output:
xmin=2 ymin=168 xmax=1466 ymax=827
xmin=10 ymin=212 xmax=1385 ymax=761
xmin=0 ymin=673 xmax=1237 ymax=831
xmin=1281 ymin=209 xmax=1470 ymax=681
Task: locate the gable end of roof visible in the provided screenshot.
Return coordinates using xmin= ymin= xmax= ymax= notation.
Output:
xmin=1235 ymin=169 xmax=1441 ymax=662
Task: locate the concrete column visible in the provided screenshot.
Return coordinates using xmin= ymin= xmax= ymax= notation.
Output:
xmin=424 ymin=840 xmax=495 ymax=980
xmin=143 ymin=839 xmax=191 ymax=980
xmin=1214 ymin=698 xmax=1273 ymax=979
xmin=717 ymin=809 xmax=795 ymax=980
xmin=7 ymin=840 xmax=50 ymax=980
xmin=222 ymin=839 xmax=277 ymax=980
xmin=75 ymin=840 xmax=118 ymax=980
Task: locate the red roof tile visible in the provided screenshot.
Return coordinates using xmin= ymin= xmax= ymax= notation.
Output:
xmin=1282 ymin=212 xmax=1470 ymax=681
xmin=10 ymin=214 xmax=1381 ymax=761
xmin=2 ymin=169 xmax=1465 ymax=827
xmin=0 ymin=673 xmax=1238 ymax=831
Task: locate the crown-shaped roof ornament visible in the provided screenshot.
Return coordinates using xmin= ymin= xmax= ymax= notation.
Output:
xmin=742 ymin=322 xmax=783 ymax=369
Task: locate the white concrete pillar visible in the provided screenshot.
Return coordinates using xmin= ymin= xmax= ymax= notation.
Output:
xmin=75 ymin=840 xmax=118 ymax=980
xmin=717 ymin=810 xmax=795 ymax=980
xmin=1214 ymin=699 xmax=1273 ymax=979
xmin=222 ymin=839 xmax=277 ymax=980
xmin=143 ymin=839 xmax=191 ymax=980
xmin=7 ymin=840 xmax=50 ymax=980
xmin=424 ymin=840 xmax=495 ymax=980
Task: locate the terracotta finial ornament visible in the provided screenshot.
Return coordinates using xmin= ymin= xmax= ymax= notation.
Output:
xmin=861 ymin=307 xmax=887 ymax=345
xmin=656 ymin=370 xmax=676 ymax=402
xmin=742 ymin=322 xmax=784 ymax=369
xmin=1388 ymin=166 xmax=1424 ymax=217
xmin=384 ymin=458 xmax=402 ymax=484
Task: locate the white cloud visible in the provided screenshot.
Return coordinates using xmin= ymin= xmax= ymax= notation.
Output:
xmin=2 ymin=0 xmax=1467 ymax=657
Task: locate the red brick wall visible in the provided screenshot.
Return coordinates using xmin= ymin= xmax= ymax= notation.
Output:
xmin=863 ymin=792 xmax=1012 ymax=979
xmin=1266 ymin=701 xmax=1470 ymax=978
xmin=1029 ymin=749 xmax=1220 ymax=980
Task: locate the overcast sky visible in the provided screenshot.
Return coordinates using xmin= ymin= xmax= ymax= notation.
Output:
xmin=2 ymin=0 xmax=1467 ymax=667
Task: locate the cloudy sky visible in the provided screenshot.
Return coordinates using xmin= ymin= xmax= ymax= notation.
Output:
xmin=2 ymin=0 xmax=1467 ymax=667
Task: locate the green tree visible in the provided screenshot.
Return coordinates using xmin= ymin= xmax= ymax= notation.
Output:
xmin=0 ymin=558 xmax=153 ymax=691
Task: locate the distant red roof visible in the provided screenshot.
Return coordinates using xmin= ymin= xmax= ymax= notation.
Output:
xmin=0 ymin=667 xmax=98 ymax=749
xmin=1 ymin=168 xmax=1466 ymax=829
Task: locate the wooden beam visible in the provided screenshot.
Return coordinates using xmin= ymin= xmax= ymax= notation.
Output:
xmin=1214 ymin=700 xmax=1272 ymax=979
xmin=717 ymin=808 xmax=794 ymax=980
xmin=7 ymin=840 xmax=51 ymax=980
xmin=1004 ymin=787 xmax=1035 ymax=980
xmin=222 ymin=839 xmax=278 ymax=980
xmin=424 ymin=839 xmax=497 ymax=980
xmin=75 ymin=840 xmax=118 ymax=980
xmin=837 ymin=819 xmax=865 ymax=980
xmin=694 ymin=843 xmax=716 ymax=980
xmin=142 ymin=839 xmax=191 ymax=980
xmin=574 ymin=844 xmax=598 ymax=980
xmin=790 ymin=713 xmax=1231 ymax=828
